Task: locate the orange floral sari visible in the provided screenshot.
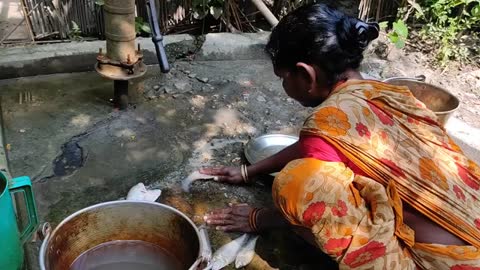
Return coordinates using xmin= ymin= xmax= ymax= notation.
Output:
xmin=272 ymin=80 xmax=480 ymax=269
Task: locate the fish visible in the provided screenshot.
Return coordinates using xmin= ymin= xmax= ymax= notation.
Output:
xmin=181 ymin=171 xmax=218 ymax=192
xmin=235 ymin=235 xmax=259 ymax=268
xmin=126 ymin=183 xmax=161 ymax=202
xmin=208 ymin=234 xmax=249 ymax=270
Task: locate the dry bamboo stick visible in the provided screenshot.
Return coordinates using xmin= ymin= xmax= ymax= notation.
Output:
xmin=37 ymin=1 xmax=48 ymax=34
xmin=250 ymin=0 xmax=278 ymax=27
xmin=222 ymin=18 xmax=240 ymax=33
xmin=359 ymin=0 xmax=366 ymax=20
xmin=20 ymin=0 xmax=35 ymax=42
xmin=376 ymin=0 xmax=383 ymax=21
xmin=228 ymin=0 xmax=242 ymax=31
xmin=365 ymin=0 xmax=372 ymax=21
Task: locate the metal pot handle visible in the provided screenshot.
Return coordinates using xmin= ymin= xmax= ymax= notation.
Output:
xmin=383 ymin=75 xmax=426 ymax=82
xmin=38 ymin=223 xmax=52 ymax=270
xmin=190 ymin=225 xmax=212 ymax=270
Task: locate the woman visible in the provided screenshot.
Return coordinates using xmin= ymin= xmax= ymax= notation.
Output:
xmin=203 ymin=4 xmax=480 ymax=269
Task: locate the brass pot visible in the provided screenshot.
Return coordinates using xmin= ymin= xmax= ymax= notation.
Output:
xmin=382 ymin=77 xmax=460 ymax=126
xmin=39 ymin=201 xmax=211 ymax=270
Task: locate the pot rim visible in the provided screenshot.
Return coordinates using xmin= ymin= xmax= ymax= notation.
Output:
xmin=382 ymin=78 xmax=460 ymax=115
xmin=39 ymin=200 xmax=204 ymax=270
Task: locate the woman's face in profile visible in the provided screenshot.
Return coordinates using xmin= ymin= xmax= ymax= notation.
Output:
xmin=274 ymin=65 xmax=330 ymax=108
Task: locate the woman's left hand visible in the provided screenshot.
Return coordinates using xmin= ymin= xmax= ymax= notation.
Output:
xmin=204 ymin=203 xmax=255 ymax=233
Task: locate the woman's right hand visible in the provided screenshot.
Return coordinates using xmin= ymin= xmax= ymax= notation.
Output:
xmin=199 ymin=167 xmax=244 ymax=185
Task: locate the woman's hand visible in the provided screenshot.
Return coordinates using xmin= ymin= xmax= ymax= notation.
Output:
xmin=205 ymin=204 xmax=291 ymax=233
xmin=204 ymin=203 xmax=255 ymax=233
xmin=200 ymin=167 xmax=244 ymax=185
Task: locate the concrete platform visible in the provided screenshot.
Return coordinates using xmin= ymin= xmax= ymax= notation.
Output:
xmin=1 ymin=60 xmax=334 ymax=270
xmin=0 ymin=33 xmax=270 ymax=80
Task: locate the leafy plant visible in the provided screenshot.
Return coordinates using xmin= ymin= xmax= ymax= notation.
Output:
xmin=389 ymin=20 xmax=409 ymax=49
xmin=379 ymin=21 xmax=388 ymax=30
xmin=413 ymin=0 xmax=480 ymax=64
xmin=69 ymin=21 xmax=82 ymax=40
xmin=380 ymin=20 xmax=409 ymax=49
xmin=135 ymin=17 xmax=151 ymax=35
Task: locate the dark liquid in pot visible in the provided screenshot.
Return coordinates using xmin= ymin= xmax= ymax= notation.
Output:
xmin=69 ymin=240 xmax=182 ymax=270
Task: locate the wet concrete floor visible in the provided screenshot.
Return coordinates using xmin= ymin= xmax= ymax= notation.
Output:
xmin=1 ymin=60 xmax=337 ymax=269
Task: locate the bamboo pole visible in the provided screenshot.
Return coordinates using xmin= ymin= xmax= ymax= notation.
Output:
xmin=250 ymin=0 xmax=278 ymax=27
xmin=376 ymin=0 xmax=383 ymax=21
xmin=19 ymin=0 xmax=36 ymax=42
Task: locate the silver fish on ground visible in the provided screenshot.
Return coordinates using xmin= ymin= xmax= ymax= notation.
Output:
xmin=207 ymin=234 xmax=249 ymax=270
xmin=182 ymin=171 xmax=218 ymax=192
xmin=126 ymin=183 xmax=161 ymax=202
xmin=235 ymin=235 xmax=259 ymax=268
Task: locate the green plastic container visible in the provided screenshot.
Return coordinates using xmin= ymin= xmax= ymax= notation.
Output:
xmin=0 ymin=172 xmax=39 ymax=270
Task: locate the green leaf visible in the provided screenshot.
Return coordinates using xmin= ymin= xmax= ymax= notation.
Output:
xmin=379 ymin=21 xmax=388 ymax=30
xmin=94 ymin=0 xmax=104 ymax=6
xmin=141 ymin=24 xmax=151 ymax=34
xmin=388 ymin=32 xmax=399 ymax=43
xmin=71 ymin=21 xmax=80 ymax=32
xmin=450 ymin=0 xmax=465 ymax=7
xmin=395 ymin=39 xmax=406 ymax=49
xmin=473 ymin=4 xmax=480 ymax=17
xmin=209 ymin=6 xmax=223 ymax=20
xmin=393 ymin=20 xmax=408 ymax=37
xmin=134 ymin=17 xmax=151 ymax=34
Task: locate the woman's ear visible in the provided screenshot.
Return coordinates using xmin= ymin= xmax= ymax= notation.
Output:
xmin=295 ymin=62 xmax=317 ymax=93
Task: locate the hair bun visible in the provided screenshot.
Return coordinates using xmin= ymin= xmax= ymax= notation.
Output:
xmin=336 ymin=17 xmax=379 ymax=54
xmin=355 ymin=21 xmax=379 ymax=48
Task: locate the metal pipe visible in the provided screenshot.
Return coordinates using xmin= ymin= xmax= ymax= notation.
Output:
xmin=96 ymin=0 xmax=147 ymax=110
xmin=95 ymin=0 xmax=169 ymax=110
xmin=113 ymin=80 xmax=129 ymax=110
xmin=96 ymin=0 xmax=146 ymax=82
xmin=104 ymin=0 xmax=137 ymax=64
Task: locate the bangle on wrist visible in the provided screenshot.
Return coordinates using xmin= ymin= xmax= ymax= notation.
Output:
xmin=241 ymin=164 xmax=251 ymax=184
xmin=249 ymin=207 xmax=262 ymax=232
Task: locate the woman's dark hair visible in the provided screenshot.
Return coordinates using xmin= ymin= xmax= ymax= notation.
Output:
xmin=266 ymin=4 xmax=379 ymax=84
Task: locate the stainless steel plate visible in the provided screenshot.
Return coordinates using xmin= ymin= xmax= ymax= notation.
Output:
xmin=244 ymin=134 xmax=299 ymax=175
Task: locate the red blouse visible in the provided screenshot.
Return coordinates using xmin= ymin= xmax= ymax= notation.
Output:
xmin=299 ymin=135 xmax=365 ymax=175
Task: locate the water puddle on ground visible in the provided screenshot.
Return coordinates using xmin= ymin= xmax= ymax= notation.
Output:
xmin=0 ymin=70 xmax=156 ymax=111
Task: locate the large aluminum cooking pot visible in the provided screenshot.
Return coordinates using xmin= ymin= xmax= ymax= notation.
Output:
xmin=39 ymin=201 xmax=211 ymax=270
xmin=382 ymin=76 xmax=460 ymax=126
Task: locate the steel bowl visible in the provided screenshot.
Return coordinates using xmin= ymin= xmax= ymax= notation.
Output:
xmin=39 ymin=201 xmax=211 ymax=270
xmin=382 ymin=78 xmax=460 ymax=126
xmin=244 ymin=134 xmax=299 ymax=175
